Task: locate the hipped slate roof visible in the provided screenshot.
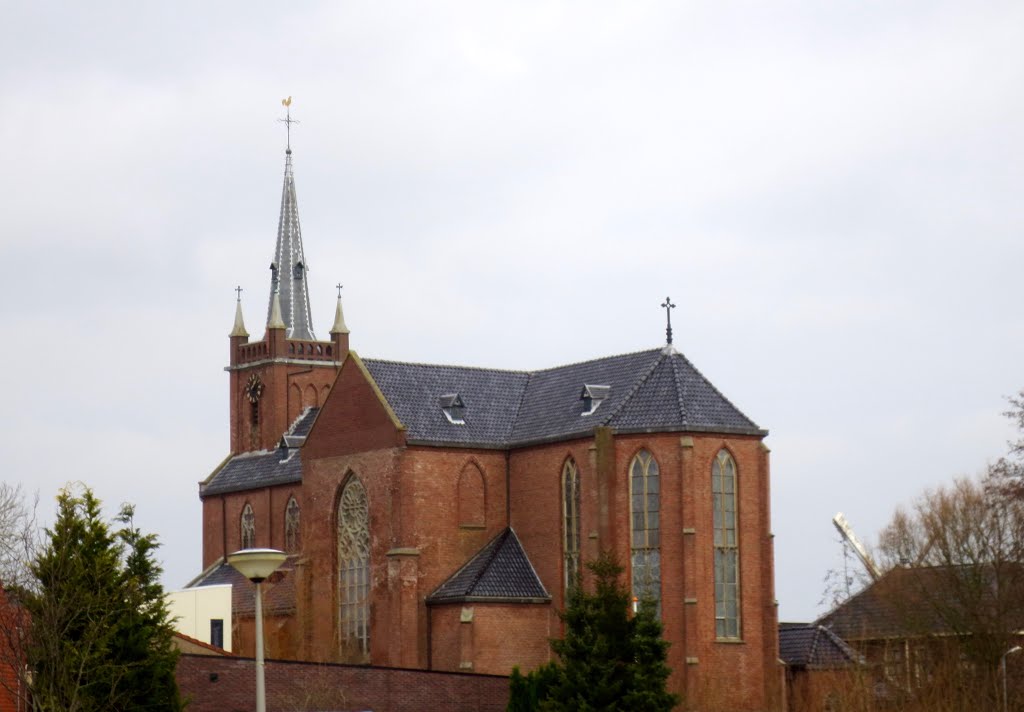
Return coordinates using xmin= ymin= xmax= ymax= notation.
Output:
xmin=779 ymin=623 xmax=862 ymax=668
xmin=427 ymin=528 xmax=550 ymax=604
xmin=201 ymin=408 xmax=318 ymax=496
xmin=365 ymin=346 xmax=762 ymax=449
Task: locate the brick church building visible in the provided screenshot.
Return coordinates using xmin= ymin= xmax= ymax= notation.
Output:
xmin=189 ymin=142 xmax=782 ymax=710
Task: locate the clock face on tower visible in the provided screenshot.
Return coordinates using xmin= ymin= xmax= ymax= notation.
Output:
xmin=245 ymin=374 xmax=265 ymax=404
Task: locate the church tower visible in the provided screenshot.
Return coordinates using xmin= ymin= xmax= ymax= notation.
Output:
xmin=226 ymin=143 xmax=349 ymax=454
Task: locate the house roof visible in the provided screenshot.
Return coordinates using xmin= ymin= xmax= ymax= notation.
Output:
xmin=427 ymin=528 xmax=550 ymax=604
xmin=779 ymin=623 xmax=862 ymax=668
xmin=366 ymin=346 xmax=763 ymax=449
xmin=816 ymin=565 xmax=1024 ymax=641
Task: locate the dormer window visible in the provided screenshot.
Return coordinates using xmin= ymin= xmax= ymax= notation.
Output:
xmin=293 ymin=261 xmax=305 ymax=280
xmin=439 ymin=393 xmax=466 ymax=425
xmin=580 ymin=384 xmax=611 ymax=416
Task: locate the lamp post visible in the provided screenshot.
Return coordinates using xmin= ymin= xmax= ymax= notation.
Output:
xmin=1003 ymin=644 xmax=1022 ymax=712
xmin=228 ymin=548 xmax=287 ymax=712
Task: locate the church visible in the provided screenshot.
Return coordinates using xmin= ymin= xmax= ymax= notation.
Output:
xmin=188 ymin=139 xmax=782 ymax=710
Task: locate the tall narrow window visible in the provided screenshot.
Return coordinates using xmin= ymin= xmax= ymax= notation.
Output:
xmin=337 ymin=477 xmax=370 ymax=661
xmin=630 ymin=449 xmax=660 ymax=614
xmin=240 ymin=504 xmax=255 ymax=549
xmin=713 ymin=449 xmax=740 ymax=639
xmin=562 ymin=458 xmax=581 ymax=593
xmin=285 ymin=496 xmax=301 ymax=553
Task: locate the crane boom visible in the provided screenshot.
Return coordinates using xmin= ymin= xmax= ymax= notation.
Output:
xmin=832 ymin=512 xmax=882 ymax=581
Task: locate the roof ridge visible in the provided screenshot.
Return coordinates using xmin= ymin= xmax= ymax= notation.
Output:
xmin=363 ymin=347 xmax=664 ymax=378
xmin=669 ymin=351 xmax=758 ymax=429
xmin=507 ymin=527 xmax=550 ymax=598
xmin=668 ymin=353 xmax=688 ymax=423
xmin=466 ymin=528 xmax=511 ymax=593
xmin=599 ymin=350 xmax=666 ymax=426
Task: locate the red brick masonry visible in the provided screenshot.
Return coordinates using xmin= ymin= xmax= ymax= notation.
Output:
xmin=176 ymin=654 xmax=509 ymax=712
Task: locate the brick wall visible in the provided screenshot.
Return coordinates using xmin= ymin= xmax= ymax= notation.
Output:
xmin=176 ymin=655 xmax=509 ymax=712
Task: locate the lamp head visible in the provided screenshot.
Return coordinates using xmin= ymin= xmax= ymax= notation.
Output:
xmin=227 ymin=548 xmax=287 ymax=583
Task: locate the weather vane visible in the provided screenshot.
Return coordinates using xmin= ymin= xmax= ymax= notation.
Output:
xmin=336 ymin=283 xmax=344 ymax=299
xmin=661 ymin=296 xmax=676 ymax=345
xmin=278 ymin=96 xmax=299 ymax=152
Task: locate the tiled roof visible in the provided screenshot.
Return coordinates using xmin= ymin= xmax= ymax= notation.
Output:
xmin=427 ymin=528 xmax=550 ymax=604
xmin=187 ymin=557 xmax=295 ymax=616
xmin=201 ymin=408 xmax=317 ymax=496
xmin=779 ymin=624 xmax=862 ymax=668
xmin=816 ymin=565 xmax=1024 ymax=641
xmin=366 ymin=347 xmax=762 ymax=449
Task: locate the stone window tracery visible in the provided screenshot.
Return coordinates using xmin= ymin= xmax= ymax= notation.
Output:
xmin=285 ymin=496 xmax=301 ymax=553
xmin=713 ymin=449 xmax=740 ymax=639
xmin=337 ymin=477 xmax=370 ymax=661
xmin=240 ymin=503 xmax=255 ymax=549
xmin=630 ymin=449 xmax=661 ymax=615
xmin=562 ymin=458 xmax=581 ymax=593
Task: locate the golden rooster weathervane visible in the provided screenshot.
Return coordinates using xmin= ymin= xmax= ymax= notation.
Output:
xmin=279 ymin=96 xmax=298 ymax=152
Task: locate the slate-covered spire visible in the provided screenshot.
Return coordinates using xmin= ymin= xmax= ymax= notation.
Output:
xmin=266 ymin=148 xmax=316 ymax=340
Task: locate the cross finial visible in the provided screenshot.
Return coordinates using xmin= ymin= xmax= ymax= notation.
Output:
xmin=336 ymin=283 xmax=343 ymax=299
xmin=235 ymin=285 xmax=243 ymax=302
xmin=661 ymin=296 xmax=676 ymax=345
xmin=278 ymin=96 xmax=299 ymax=153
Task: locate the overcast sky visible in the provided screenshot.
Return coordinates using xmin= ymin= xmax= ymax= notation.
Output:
xmin=1 ymin=1 xmax=1022 ymax=622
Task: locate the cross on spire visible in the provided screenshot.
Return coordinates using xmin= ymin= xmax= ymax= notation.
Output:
xmin=661 ymin=296 xmax=676 ymax=345
xmin=235 ymin=285 xmax=243 ymax=302
xmin=278 ymin=96 xmax=299 ymax=153
xmin=336 ymin=283 xmax=343 ymax=299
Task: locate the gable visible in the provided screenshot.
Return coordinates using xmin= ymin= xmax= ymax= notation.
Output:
xmin=302 ymin=352 xmax=406 ymax=459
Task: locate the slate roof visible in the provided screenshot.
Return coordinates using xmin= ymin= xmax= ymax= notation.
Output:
xmin=427 ymin=528 xmax=550 ymax=604
xmin=779 ymin=623 xmax=862 ymax=668
xmin=366 ymin=346 xmax=762 ymax=449
xmin=201 ymin=408 xmax=317 ymax=497
xmin=187 ymin=557 xmax=296 ymax=616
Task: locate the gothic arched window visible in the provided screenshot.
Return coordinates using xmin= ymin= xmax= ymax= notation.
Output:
xmin=240 ymin=504 xmax=255 ymax=549
xmin=562 ymin=458 xmax=581 ymax=593
xmin=337 ymin=477 xmax=370 ymax=661
xmin=630 ymin=449 xmax=661 ymax=614
xmin=713 ymin=449 xmax=740 ymax=639
xmin=285 ymin=497 xmax=301 ymax=553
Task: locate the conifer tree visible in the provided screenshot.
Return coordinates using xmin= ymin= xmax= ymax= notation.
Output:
xmin=25 ymin=486 xmax=182 ymax=712
xmin=523 ymin=551 xmax=678 ymax=712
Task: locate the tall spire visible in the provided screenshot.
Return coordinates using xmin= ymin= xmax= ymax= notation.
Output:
xmin=266 ymin=100 xmax=316 ymax=340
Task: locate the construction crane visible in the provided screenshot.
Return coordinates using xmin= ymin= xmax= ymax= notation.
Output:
xmin=832 ymin=512 xmax=882 ymax=581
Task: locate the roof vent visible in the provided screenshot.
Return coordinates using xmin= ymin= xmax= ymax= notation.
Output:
xmin=439 ymin=393 xmax=466 ymax=425
xmin=580 ymin=384 xmax=611 ymax=416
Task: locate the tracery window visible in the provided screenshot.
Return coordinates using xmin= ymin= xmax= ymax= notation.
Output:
xmin=713 ymin=449 xmax=740 ymax=639
xmin=285 ymin=496 xmax=301 ymax=553
xmin=629 ymin=449 xmax=661 ymax=614
xmin=562 ymin=458 xmax=581 ymax=593
xmin=337 ymin=477 xmax=370 ymax=660
xmin=240 ymin=503 xmax=255 ymax=549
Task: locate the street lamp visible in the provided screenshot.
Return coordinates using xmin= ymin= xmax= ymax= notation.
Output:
xmin=1002 ymin=644 xmax=1022 ymax=712
xmin=228 ymin=548 xmax=287 ymax=712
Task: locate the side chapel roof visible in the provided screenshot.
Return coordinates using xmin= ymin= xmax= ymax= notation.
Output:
xmin=427 ymin=528 xmax=550 ymax=604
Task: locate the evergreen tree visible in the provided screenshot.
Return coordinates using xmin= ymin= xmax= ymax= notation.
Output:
xmin=25 ymin=486 xmax=182 ymax=712
xmin=524 ymin=551 xmax=678 ymax=712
